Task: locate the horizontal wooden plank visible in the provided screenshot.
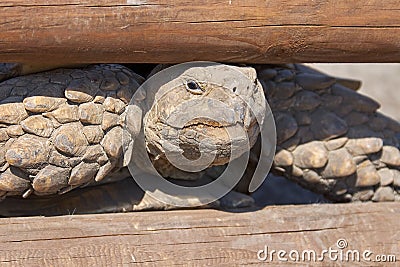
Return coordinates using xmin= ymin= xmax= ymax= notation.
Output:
xmin=0 ymin=1 xmax=399 ymax=63
xmin=0 ymin=203 xmax=398 ymax=266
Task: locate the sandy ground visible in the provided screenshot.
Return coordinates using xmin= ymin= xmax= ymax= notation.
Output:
xmin=253 ymin=64 xmax=400 ymax=206
xmin=308 ymin=63 xmax=400 ymax=121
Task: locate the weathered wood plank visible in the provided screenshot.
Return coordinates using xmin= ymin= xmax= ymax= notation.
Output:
xmin=0 ymin=1 xmax=399 ymax=63
xmin=0 ymin=203 xmax=398 ymax=266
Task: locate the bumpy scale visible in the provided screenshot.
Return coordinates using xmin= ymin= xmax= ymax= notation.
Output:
xmin=255 ymin=64 xmax=400 ymax=202
xmin=0 ymin=64 xmax=144 ymax=198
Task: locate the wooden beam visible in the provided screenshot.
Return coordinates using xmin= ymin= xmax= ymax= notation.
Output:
xmin=0 ymin=1 xmax=399 ymax=63
xmin=0 ymin=203 xmax=398 ymax=265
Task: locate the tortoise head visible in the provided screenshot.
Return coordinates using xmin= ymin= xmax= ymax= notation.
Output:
xmin=129 ymin=62 xmax=266 ymax=179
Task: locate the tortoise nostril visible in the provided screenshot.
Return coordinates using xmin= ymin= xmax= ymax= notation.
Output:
xmin=233 ymin=87 xmax=237 ymax=92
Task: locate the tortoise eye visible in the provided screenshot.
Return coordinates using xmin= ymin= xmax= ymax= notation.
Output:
xmin=185 ymin=80 xmax=204 ymax=94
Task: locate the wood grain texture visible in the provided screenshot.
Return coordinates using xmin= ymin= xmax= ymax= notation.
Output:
xmin=0 ymin=203 xmax=398 ymax=266
xmin=0 ymin=0 xmax=399 ymax=63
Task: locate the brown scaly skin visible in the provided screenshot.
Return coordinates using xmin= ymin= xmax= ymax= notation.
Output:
xmin=0 ymin=63 xmax=399 ymax=217
xmin=0 ymin=63 xmax=262 ymax=216
xmin=253 ymin=64 xmax=400 ymax=202
xmin=0 ymin=63 xmax=87 ymax=83
xmin=0 ymin=63 xmax=21 ymax=82
xmin=0 ymin=64 xmax=144 ymax=199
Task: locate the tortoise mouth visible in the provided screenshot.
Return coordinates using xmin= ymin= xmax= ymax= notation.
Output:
xmin=178 ymin=118 xmax=233 ymax=129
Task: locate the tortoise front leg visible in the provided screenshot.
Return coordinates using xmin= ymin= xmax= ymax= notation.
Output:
xmin=257 ymin=64 xmax=400 ymax=202
xmin=0 ymin=64 xmax=143 ymax=199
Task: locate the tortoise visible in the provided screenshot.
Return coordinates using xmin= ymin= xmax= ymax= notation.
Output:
xmin=0 ymin=62 xmax=398 ymax=216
